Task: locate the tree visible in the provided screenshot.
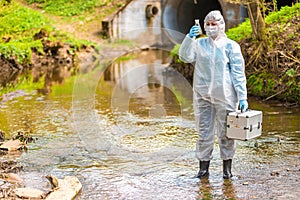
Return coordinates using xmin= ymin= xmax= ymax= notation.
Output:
xmin=246 ymin=0 xmax=266 ymax=41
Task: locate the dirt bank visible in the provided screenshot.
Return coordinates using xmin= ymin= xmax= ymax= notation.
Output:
xmin=0 ymin=0 xmax=129 ymax=93
xmin=240 ymin=14 xmax=299 ymax=105
xmin=0 ymin=28 xmax=96 ymax=94
xmin=0 ymin=55 xmax=24 ymax=87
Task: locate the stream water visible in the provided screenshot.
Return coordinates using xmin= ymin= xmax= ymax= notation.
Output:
xmin=0 ymin=49 xmax=299 ymax=199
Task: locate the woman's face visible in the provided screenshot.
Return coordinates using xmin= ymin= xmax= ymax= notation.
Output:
xmin=205 ymin=21 xmax=218 ymax=27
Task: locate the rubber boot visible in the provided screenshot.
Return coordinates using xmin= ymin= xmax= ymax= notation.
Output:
xmin=196 ymin=161 xmax=210 ymax=179
xmin=223 ymin=159 xmax=233 ymax=179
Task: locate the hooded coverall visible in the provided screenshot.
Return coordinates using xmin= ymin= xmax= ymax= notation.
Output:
xmin=179 ymin=11 xmax=247 ymax=161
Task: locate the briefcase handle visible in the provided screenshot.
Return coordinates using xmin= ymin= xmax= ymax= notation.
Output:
xmin=240 ymin=106 xmax=249 ymax=113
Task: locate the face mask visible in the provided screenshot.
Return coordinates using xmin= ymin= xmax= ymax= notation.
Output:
xmin=205 ymin=26 xmax=218 ymax=37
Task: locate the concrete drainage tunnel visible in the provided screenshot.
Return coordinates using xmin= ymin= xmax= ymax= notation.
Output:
xmin=102 ymin=0 xmax=295 ymax=45
xmin=161 ymin=0 xmax=296 ymax=44
xmin=162 ymin=0 xmax=224 ymax=44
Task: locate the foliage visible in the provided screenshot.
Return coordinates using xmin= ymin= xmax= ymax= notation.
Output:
xmin=0 ymin=39 xmax=44 ymax=63
xmin=247 ymin=70 xmax=299 ymax=103
xmin=282 ymin=68 xmax=300 ymax=102
xmin=170 ymin=44 xmax=182 ymax=63
xmin=226 ymin=19 xmax=252 ymax=42
xmin=230 ymin=3 xmax=300 ymax=104
xmin=0 ymin=2 xmax=48 ymax=35
xmin=227 ymin=3 xmax=300 ymax=42
xmin=265 ymin=3 xmax=300 ymax=24
xmin=0 ymin=1 xmax=50 ymax=62
xmin=25 ymin=0 xmax=111 ymax=16
xmin=170 ymin=44 xmax=180 ymax=57
xmin=247 ymin=72 xmax=276 ymax=96
xmin=0 ymin=1 xmax=93 ymax=63
xmin=47 ymin=29 xmax=94 ymax=51
xmin=172 ymin=3 xmax=300 ymax=104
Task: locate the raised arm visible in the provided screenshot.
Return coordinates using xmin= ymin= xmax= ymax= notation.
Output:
xmin=179 ymin=35 xmax=197 ymax=63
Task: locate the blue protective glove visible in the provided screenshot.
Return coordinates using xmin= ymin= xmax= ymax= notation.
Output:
xmin=189 ymin=25 xmax=201 ymax=38
xmin=239 ymin=100 xmax=248 ymax=112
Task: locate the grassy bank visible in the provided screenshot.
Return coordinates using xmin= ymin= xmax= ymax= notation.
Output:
xmin=0 ymin=0 xmax=88 ymax=94
xmin=0 ymin=1 xmax=97 ymax=63
xmin=0 ymin=1 xmax=50 ymax=64
xmin=2 ymin=0 xmax=127 ymax=63
xmin=227 ymin=3 xmax=300 ymax=104
xmin=24 ymin=0 xmax=123 ymax=16
xmin=0 ymin=0 xmax=126 ymax=95
xmin=22 ymin=0 xmax=126 ymax=42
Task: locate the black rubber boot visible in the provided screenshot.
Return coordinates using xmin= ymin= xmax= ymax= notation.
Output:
xmin=196 ymin=161 xmax=210 ymax=179
xmin=223 ymin=159 xmax=233 ymax=179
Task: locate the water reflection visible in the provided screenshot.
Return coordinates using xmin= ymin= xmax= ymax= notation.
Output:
xmin=0 ymin=49 xmax=299 ymax=199
xmin=31 ymin=43 xmax=75 ymax=95
xmin=104 ymin=50 xmax=193 ymax=119
xmin=222 ymin=180 xmax=236 ymax=199
xmin=197 ymin=177 xmax=237 ymax=199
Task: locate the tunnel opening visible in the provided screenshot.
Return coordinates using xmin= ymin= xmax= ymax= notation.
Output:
xmin=162 ymin=0 xmax=222 ymax=44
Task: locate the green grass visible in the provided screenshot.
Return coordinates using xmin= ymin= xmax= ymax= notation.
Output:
xmin=47 ymin=29 xmax=94 ymax=53
xmin=0 ymin=0 xmax=126 ymax=64
xmin=25 ymin=0 xmax=116 ymax=16
xmin=0 ymin=1 xmax=94 ymax=64
xmin=226 ymin=2 xmax=300 ymax=42
xmin=226 ymin=19 xmax=252 ymax=42
xmin=0 ymin=1 xmax=51 ymax=63
xmin=0 ymin=3 xmax=48 ymax=36
xmin=247 ymin=72 xmax=277 ymax=96
xmin=265 ymin=3 xmax=300 ymax=24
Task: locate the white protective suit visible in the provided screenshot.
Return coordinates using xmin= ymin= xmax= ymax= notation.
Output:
xmin=179 ymin=11 xmax=247 ymax=161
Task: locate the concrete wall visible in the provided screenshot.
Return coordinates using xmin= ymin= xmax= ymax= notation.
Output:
xmin=102 ymin=0 xmax=248 ymax=45
xmin=103 ymin=0 xmax=163 ymax=46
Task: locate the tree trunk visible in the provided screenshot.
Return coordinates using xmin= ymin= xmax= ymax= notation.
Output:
xmin=247 ymin=0 xmax=266 ymax=41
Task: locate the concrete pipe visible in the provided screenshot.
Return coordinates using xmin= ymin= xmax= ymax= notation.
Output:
xmin=162 ymin=0 xmax=223 ymax=44
xmin=146 ymin=4 xmax=159 ymax=19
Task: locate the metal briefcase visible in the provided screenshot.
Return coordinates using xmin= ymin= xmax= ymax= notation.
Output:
xmin=226 ymin=110 xmax=263 ymax=140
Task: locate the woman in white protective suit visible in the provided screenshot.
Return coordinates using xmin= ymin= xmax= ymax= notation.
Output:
xmin=179 ymin=10 xmax=248 ymax=179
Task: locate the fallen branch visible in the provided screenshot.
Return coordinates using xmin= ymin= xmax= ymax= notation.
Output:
xmin=263 ymin=88 xmax=287 ymax=101
xmin=278 ymin=51 xmax=300 ymax=65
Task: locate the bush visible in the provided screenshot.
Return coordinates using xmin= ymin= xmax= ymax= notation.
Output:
xmin=226 ymin=19 xmax=252 ymax=42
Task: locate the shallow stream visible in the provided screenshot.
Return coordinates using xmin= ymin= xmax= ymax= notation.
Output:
xmin=0 ymin=50 xmax=299 ymax=199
